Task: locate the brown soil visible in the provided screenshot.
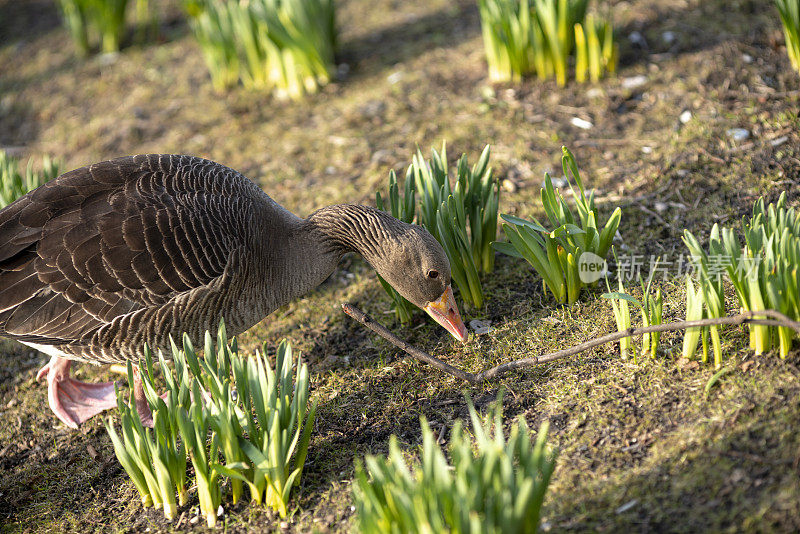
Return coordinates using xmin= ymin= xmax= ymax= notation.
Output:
xmin=1 ymin=0 xmax=799 ymax=532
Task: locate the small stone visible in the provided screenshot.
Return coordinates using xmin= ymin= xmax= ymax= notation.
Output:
xmin=676 ymin=169 xmax=689 ymax=178
xmin=729 ymin=468 xmax=745 ymax=483
xmin=359 ymin=99 xmax=386 ymax=118
xmin=328 ymin=135 xmax=349 ymax=147
xmin=770 ymin=135 xmax=789 ymax=147
xmin=742 ymin=54 xmax=753 ymax=64
xmin=217 ymin=505 xmax=224 ymax=516
xmin=662 ymin=31 xmax=676 ymax=45
xmin=325 ymin=166 xmax=337 ymax=175
xmin=280 ymin=521 xmax=290 ymax=530
xmin=679 ymin=110 xmax=692 ymax=124
xmin=371 ymin=149 xmax=392 ymax=164
xmin=97 ymin=52 xmax=119 ymax=67
xmin=386 ymin=71 xmax=404 ymax=85
xmin=586 ymin=87 xmax=604 ymax=99
xmin=570 ymin=117 xmax=593 ymax=130
xmin=621 ymin=75 xmax=648 ymax=89
xmin=654 ymin=202 xmax=668 ymax=213
xmin=726 ymin=128 xmax=750 ymax=142
xmin=480 ymin=85 xmax=496 ymax=100
xmin=628 ymin=31 xmax=647 ymax=47
xmin=469 ymin=319 xmax=492 ymax=335
xmin=336 ymin=63 xmax=350 ymax=80
xmin=189 ymin=516 xmax=199 ymax=524
xmin=641 ymin=146 xmax=653 ymax=154
xmin=502 ymin=179 xmax=517 ymax=193
xmin=615 ymin=499 xmax=638 ymax=514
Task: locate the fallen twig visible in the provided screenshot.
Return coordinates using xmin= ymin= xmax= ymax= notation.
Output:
xmin=341 ymin=304 xmax=800 ymax=384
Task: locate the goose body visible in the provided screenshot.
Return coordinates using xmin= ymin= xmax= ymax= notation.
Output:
xmin=0 ymin=154 xmax=467 ymax=428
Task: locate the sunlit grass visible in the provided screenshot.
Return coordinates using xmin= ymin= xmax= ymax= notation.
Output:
xmin=184 ymin=0 xmax=336 ymax=98
xmin=353 ymin=393 xmax=556 ymax=533
xmin=0 ymin=151 xmax=61 ymax=208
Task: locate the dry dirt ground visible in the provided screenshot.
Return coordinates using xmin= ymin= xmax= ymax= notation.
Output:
xmin=1 ymin=0 xmax=800 ymax=532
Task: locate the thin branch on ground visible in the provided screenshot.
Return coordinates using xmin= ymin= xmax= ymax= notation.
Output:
xmin=341 ymin=304 xmax=800 ymax=385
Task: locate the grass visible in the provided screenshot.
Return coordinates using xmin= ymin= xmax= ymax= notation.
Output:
xmin=495 ymin=146 xmax=621 ymax=306
xmin=56 ymin=0 xmax=130 ymax=55
xmin=353 ymin=393 xmax=556 ymax=533
xmin=478 ymin=0 xmax=615 ymax=84
xmin=105 ymin=327 xmax=317 ymax=526
xmin=1 ymin=0 xmax=800 ymax=531
xmin=0 ymin=151 xmax=61 ymax=208
xmin=184 ymin=0 xmax=336 ymax=98
xmin=775 ymin=0 xmax=800 ymax=73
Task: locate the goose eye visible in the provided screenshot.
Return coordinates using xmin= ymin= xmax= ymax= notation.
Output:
xmin=427 ymin=270 xmax=439 ymax=279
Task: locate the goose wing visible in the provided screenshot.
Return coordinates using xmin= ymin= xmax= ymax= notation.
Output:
xmin=0 ymin=154 xmax=254 ymax=347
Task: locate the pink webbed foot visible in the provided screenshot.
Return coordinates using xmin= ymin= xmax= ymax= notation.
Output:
xmin=36 ymin=356 xmax=118 ymax=429
xmin=129 ymin=366 xmax=172 ymax=429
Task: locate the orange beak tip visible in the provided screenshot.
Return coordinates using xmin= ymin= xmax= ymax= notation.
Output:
xmin=423 ymin=285 xmax=469 ymax=344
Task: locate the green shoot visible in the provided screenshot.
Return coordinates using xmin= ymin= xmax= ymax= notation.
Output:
xmin=353 ymin=392 xmax=557 ymax=533
xmin=478 ymin=0 xmax=536 ymax=82
xmin=0 ymin=151 xmax=61 ymax=209
xmin=602 ymin=260 xmax=663 ymax=361
xmin=604 ymin=276 xmax=633 ymax=361
xmin=495 ymin=146 xmax=621 ymax=305
xmin=415 ymin=144 xmax=498 ymax=308
xmin=105 ymin=322 xmax=316 ymax=524
xmin=682 ymin=194 xmax=799 ymax=361
xmin=683 ymin=227 xmax=726 ymax=368
xmin=682 ymin=276 xmax=706 ymax=361
xmin=775 ymin=0 xmax=800 ymax=73
xmin=184 ymin=0 xmax=336 ymax=98
xmin=218 ymin=338 xmax=318 ymax=518
xmin=56 ymin=0 xmax=131 ymax=55
xmin=574 ymin=13 xmax=617 ymax=83
xmin=478 ymin=0 xmax=609 ymax=85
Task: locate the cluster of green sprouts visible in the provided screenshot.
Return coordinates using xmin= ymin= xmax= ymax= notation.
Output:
xmin=775 ymin=0 xmax=800 ymax=73
xmin=602 ymin=258 xmax=664 ymax=362
xmin=184 ymin=0 xmax=336 ymax=98
xmin=681 ymin=193 xmax=799 ymax=365
xmin=478 ymin=0 xmax=616 ymax=85
xmin=105 ymin=323 xmax=316 ymax=526
xmin=495 ymin=146 xmax=621 ymax=305
xmin=574 ymin=13 xmax=616 ymax=83
xmin=376 ymin=144 xmax=499 ymax=317
xmin=353 ymin=393 xmax=556 ymax=534
xmin=56 ymin=0 xmax=156 ymax=55
xmin=0 ymin=151 xmax=61 ymax=209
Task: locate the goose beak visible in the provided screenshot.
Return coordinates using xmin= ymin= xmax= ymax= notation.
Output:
xmin=423 ymin=285 xmax=469 ymax=343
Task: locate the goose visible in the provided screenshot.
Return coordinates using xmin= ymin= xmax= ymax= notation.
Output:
xmin=0 ymin=154 xmax=468 ymax=429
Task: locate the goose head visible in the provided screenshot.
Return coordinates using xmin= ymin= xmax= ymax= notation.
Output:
xmin=308 ymin=205 xmax=469 ymax=342
xmin=372 ymin=224 xmax=469 ymax=343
